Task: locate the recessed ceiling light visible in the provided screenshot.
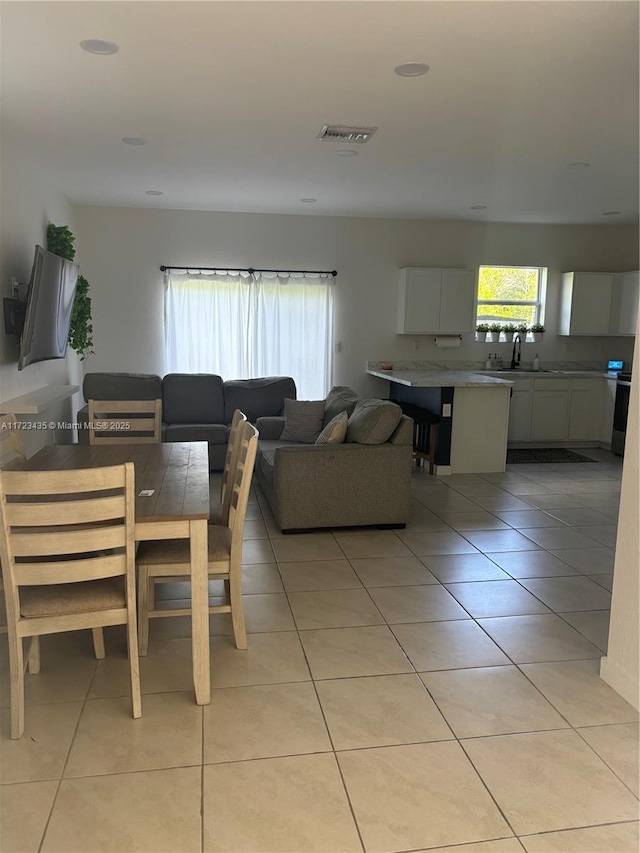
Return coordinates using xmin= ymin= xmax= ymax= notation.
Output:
xmin=80 ymin=39 xmax=119 ymax=55
xmin=145 ymin=190 xmax=163 ymax=196
xmin=122 ymin=137 xmax=146 ymax=146
xmin=602 ymin=210 xmax=620 ymax=216
xmin=336 ymin=149 xmax=358 ymax=157
xmin=470 ymin=205 xmax=487 ymax=210
xmin=394 ymin=62 xmax=430 ymax=77
xmin=567 ymin=161 xmax=590 ymax=169
xmin=300 ymin=198 xmax=317 ymax=203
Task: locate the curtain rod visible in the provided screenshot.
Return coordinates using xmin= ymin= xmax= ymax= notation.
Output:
xmin=160 ymin=265 xmax=337 ymax=276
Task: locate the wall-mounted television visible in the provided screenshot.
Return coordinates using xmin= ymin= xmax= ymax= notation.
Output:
xmin=18 ymin=245 xmax=79 ymax=370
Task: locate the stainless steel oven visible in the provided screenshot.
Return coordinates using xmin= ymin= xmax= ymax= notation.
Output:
xmin=612 ymin=372 xmax=632 ymax=456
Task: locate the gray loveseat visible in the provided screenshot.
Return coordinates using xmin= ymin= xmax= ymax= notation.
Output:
xmin=255 ymin=388 xmax=413 ymax=532
xmin=76 ymin=372 xmax=296 ymax=470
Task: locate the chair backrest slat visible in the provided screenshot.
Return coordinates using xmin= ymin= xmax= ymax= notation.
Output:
xmin=5 ymin=466 xmax=126 ymax=494
xmin=88 ymin=399 xmax=162 ymax=445
xmin=15 ymin=553 xmax=127 ymax=586
xmin=5 ymin=495 xmax=126 ymax=527
xmin=10 ymin=525 xmax=126 ymax=558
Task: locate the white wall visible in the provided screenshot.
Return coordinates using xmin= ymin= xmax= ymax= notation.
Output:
xmin=600 ymin=312 xmax=640 ymax=710
xmin=75 ymin=207 xmax=637 ymax=397
xmin=0 ymin=137 xmax=82 ymax=455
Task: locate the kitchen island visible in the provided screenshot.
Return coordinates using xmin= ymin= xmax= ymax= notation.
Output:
xmin=367 ymin=368 xmax=513 ymax=474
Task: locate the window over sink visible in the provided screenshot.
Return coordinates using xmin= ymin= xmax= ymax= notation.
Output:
xmin=476 ymin=266 xmax=546 ymax=326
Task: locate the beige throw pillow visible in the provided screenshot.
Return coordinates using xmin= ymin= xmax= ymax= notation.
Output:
xmin=315 ymin=411 xmax=348 ymax=445
xmin=346 ymin=399 xmax=402 ymax=445
xmin=280 ymin=399 xmax=325 ymax=443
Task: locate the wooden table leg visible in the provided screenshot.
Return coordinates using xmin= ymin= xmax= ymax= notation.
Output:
xmin=190 ymin=518 xmax=211 ymax=705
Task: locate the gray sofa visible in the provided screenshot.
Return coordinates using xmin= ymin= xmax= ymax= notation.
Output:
xmin=77 ymin=372 xmax=296 ymax=470
xmin=255 ymin=390 xmax=413 ymax=532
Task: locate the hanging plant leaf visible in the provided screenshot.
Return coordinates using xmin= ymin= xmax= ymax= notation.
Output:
xmin=47 ymin=223 xmax=94 ymax=359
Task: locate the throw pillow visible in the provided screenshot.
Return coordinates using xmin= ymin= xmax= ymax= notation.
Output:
xmin=323 ymin=385 xmax=359 ymax=426
xmin=280 ymin=399 xmax=325 ymax=443
xmin=315 ymin=411 xmax=348 ymax=445
xmin=346 ymin=399 xmax=402 ymax=445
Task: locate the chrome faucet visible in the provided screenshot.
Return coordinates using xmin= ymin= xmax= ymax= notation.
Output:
xmin=510 ymin=334 xmax=522 ymax=369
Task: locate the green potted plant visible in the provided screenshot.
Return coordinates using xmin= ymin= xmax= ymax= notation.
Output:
xmin=487 ymin=322 xmax=502 ymax=343
xmin=47 ymin=223 xmax=94 ymax=360
xmin=530 ymin=323 xmax=545 ymax=342
xmin=502 ymin=322 xmax=517 ymax=342
xmin=516 ymin=322 xmax=529 ymax=339
xmin=475 ymin=322 xmax=489 ymax=342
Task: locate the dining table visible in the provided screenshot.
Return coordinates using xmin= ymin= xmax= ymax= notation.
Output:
xmin=15 ymin=440 xmax=212 ymax=705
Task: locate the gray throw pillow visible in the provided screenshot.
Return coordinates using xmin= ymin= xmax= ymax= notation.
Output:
xmin=346 ymin=399 xmax=402 ymax=445
xmin=280 ymin=399 xmax=326 ymax=443
xmin=323 ymin=386 xmax=359 ymax=426
xmin=315 ymin=411 xmax=348 ymax=445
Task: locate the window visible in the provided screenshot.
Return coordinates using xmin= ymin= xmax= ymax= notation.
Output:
xmin=164 ymin=270 xmax=334 ymax=399
xmin=476 ymin=266 xmax=545 ymax=325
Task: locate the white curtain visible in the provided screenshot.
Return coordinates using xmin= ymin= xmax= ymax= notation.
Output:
xmin=164 ymin=270 xmax=334 ymax=399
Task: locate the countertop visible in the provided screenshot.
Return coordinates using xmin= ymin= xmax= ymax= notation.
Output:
xmin=367 ymin=368 xmax=612 ymax=387
xmin=367 ymin=369 xmax=514 ymax=387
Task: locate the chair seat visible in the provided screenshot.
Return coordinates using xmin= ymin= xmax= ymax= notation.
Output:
xmin=137 ymin=525 xmax=232 ymax=566
xmin=20 ymin=577 xmax=125 ymax=618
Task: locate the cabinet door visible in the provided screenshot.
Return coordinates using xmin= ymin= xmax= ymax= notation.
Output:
xmin=531 ymin=391 xmax=569 ymax=440
xmin=568 ymin=380 xmax=599 ymax=440
xmin=398 ymin=269 xmax=442 ymax=334
xmin=439 ymin=269 xmax=476 ymax=334
xmin=561 ymin=272 xmax=613 ymax=335
xmin=600 ymin=378 xmax=617 ymax=444
xmin=610 ymin=271 xmax=639 ymax=336
xmin=508 ymin=389 xmax=532 ymax=441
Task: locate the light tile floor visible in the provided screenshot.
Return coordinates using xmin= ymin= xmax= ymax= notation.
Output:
xmin=1 ymin=448 xmax=638 ymax=852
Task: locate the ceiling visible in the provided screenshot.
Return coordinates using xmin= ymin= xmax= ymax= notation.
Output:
xmin=2 ymin=1 xmax=639 ymax=224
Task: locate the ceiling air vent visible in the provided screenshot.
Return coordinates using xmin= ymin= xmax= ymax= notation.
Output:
xmin=317 ymin=125 xmax=378 ymax=143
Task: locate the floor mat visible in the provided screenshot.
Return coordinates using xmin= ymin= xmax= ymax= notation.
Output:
xmin=506 ymin=448 xmax=599 ymax=464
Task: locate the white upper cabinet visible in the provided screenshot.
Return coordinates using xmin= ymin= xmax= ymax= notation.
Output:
xmin=559 ymin=272 xmax=614 ymax=335
xmin=397 ymin=268 xmax=476 ymax=334
xmin=559 ymin=270 xmax=639 ymax=336
xmin=610 ymin=271 xmax=639 ymax=336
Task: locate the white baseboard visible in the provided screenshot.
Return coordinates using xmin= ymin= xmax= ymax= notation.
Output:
xmin=600 ymin=655 xmax=640 ymax=711
xmin=435 ymin=465 xmax=452 ymax=476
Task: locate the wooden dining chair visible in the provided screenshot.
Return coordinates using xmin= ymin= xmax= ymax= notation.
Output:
xmin=0 ymin=414 xmax=26 ymax=469
xmin=0 ymin=414 xmax=27 ymax=637
xmin=88 ymin=399 xmax=162 ymax=444
xmin=210 ymin=409 xmax=248 ymax=524
xmin=137 ymin=421 xmax=259 ymax=655
xmin=0 ymin=463 xmax=142 ymax=739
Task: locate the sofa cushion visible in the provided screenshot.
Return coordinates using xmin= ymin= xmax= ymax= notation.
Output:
xmin=315 ymin=411 xmax=348 ymax=445
xmin=346 ymin=399 xmax=402 ymax=445
xmin=323 ymin=386 xmax=359 ymax=426
xmin=83 ymin=372 xmax=162 ymax=402
xmin=163 ymin=373 xmax=225 ymax=424
xmin=165 ymin=423 xmax=228 ymax=445
xmin=280 ymin=399 xmax=325 ymax=443
xmin=223 ymin=377 xmax=296 ymax=423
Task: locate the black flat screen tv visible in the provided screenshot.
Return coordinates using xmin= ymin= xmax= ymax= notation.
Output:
xmin=18 ymin=245 xmax=79 ymax=370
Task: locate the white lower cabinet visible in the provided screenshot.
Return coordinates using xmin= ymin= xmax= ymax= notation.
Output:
xmin=500 ymin=376 xmax=605 ymax=443
xmin=531 ymin=380 xmax=570 ymax=441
